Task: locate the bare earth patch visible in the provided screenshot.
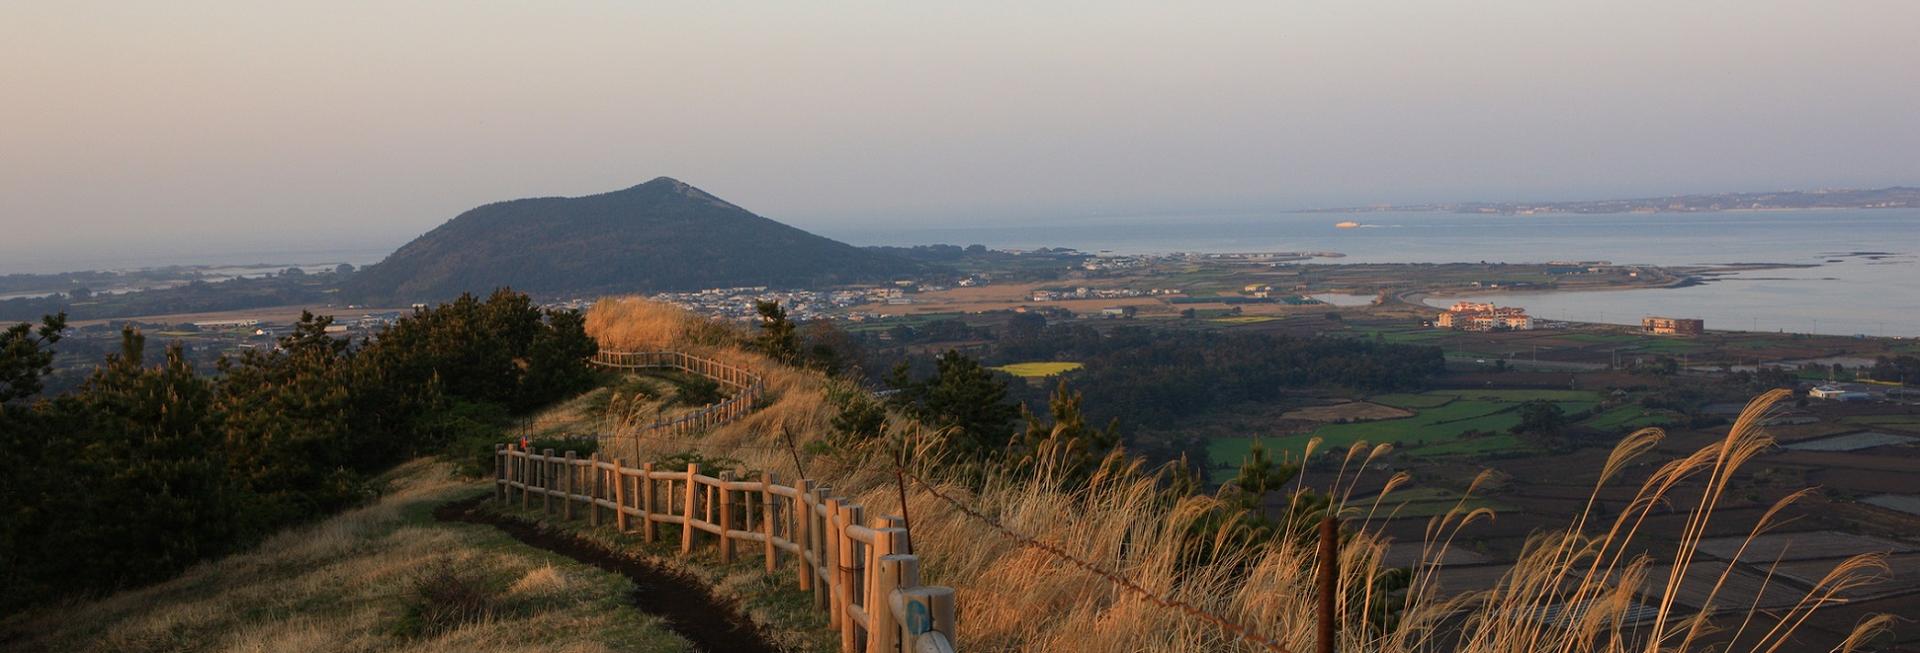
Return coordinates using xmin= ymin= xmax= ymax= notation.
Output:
xmin=1281 ymin=401 xmax=1413 ymax=422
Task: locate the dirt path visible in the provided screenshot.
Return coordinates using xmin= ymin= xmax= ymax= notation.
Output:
xmin=434 ymin=496 xmax=783 ymax=653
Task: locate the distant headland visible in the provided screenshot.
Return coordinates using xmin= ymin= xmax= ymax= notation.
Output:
xmin=1308 ymin=186 xmax=1918 ymax=215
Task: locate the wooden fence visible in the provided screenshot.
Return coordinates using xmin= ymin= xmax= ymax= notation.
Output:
xmin=495 ymin=445 xmax=959 ymax=653
xmin=556 ymin=350 xmax=958 ymax=652
xmin=578 ymin=350 xmax=1315 ymax=651
xmin=588 ymin=350 xmax=766 ymax=462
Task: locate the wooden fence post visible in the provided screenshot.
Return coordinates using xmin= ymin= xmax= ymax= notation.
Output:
xmin=761 ymin=471 xmax=778 ymax=574
xmin=587 ymin=453 xmax=602 ymax=527
xmin=563 ymin=451 xmax=578 ymax=521
xmin=718 ymin=471 xmax=736 ymax=563
xmin=642 ymin=462 xmax=657 ymax=542
xmin=825 ymin=497 xmax=845 ymax=630
xmin=499 ymin=441 xmax=514 ymax=503
xmin=865 ymin=526 xmax=908 ymax=653
xmin=682 ymin=462 xmax=699 ymax=554
xmin=601 ymin=454 xmax=614 ymax=526
xmin=520 ymin=447 xmax=531 ymax=510
xmin=613 ymin=458 xmax=630 ymax=532
xmin=542 ymin=448 xmax=556 ymax=515
xmin=794 ymin=479 xmax=813 ymax=592
xmin=840 ymin=504 xmax=865 ymax=653
xmin=880 ymin=515 xmax=911 ymax=555
xmin=884 ymin=554 xmax=923 ymax=651
xmin=505 ymin=446 xmax=516 ymax=503
xmin=705 ymin=474 xmax=717 ymax=535
xmin=900 ymin=586 xmax=957 ymax=651
xmin=813 ymin=486 xmax=833 ymax=612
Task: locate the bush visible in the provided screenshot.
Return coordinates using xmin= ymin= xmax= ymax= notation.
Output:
xmin=654 ymin=450 xmax=744 ymax=477
xmin=401 ymin=558 xmax=500 ymax=638
xmin=671 ymin=373 xmax=724 ymax=406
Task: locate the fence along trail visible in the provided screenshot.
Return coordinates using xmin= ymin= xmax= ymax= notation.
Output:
xmin=525 ymin=350 xmax=1317 ymax=653
xmin=589 ymin=350 xmax=767 ymax=462
xmin=497 ymin=350 xmax=959 ymax=653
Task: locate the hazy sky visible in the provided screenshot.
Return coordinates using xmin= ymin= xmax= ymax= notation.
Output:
xmin=3 ymin=1 xmax=1917 ymax=271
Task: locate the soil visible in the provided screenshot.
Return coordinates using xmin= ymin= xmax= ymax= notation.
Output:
xmin=434 ymin=495 xmax=784 ymax=653
xmin=1281 ymin=401 xmax=1413 ymax=422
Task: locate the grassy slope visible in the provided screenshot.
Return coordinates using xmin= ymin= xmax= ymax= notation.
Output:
xmin=0 ymin=460 xmax=690 ymax=653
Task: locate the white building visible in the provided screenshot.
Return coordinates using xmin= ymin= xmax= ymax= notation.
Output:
xmin=1808 ymin=385 xmax=1870 ymax=401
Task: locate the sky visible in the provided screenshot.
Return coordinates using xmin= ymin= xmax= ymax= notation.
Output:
xmin=3 ymin=1 xmax=1917 ymax=272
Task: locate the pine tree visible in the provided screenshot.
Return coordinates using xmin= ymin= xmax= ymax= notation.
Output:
xmin=1017 ymin=378 xmax=1121 ymax=474
xmin=1 ymin=313 xmax=65 ymax=404
xmin=755 ymin=300 xmax=798 ymax=362
xmin=1229 ymin=439 xmax=1299 ymax=505
xmin=214 ymin=312 xmax=361 ymax=525
xmin=887 ymin=351 xmax=1018 ymax=458
xmin=522 ymin=308 xmax=599 ymax=409
xmin=42 ymin=331 xmax=240 ymax=593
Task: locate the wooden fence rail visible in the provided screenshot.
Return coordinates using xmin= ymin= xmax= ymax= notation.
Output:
xmin=578 ymin=351 xmax=1329 ymax=652
xmin=495 ymin=444 xmax=959 ymax=653
xmin=587 ymin=351 xmax=768 ymax=462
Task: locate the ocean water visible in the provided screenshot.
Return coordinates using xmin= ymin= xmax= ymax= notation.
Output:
xmin=824 ymin=209 xmax=1920 ymax=337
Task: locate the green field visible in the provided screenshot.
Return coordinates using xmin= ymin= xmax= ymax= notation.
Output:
xmin=841 ymin=312 xmax=965 ymax=333
xmin=1207 ymin=389 xmax=1604 ymax=474
xmin=992 ymin=361 xmax=1085 ymax=377
xmin=1842 ymin=414 xmax=1920 ymax=429
xmin=1368 ymin=393 xmax=1457 ymax=409
xmin=1349 ymin=327 xmax=1451 ymax=344
xmin=1580 ymin=404 xmax=1675 ymax=431
xmin=1556 ymin=333 xmax=1642 ymax=344
xmin=1444 ymin=389 xmax=1602 ymax=402
xmin=1210 ymin=316 xmax=1280 ymax=324
xmin=1629 ymin=338 xmax=1709 ymax=353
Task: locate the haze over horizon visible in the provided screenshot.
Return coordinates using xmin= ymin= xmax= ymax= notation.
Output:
xmin=4 ymin=1 xmax=1917 ymax=272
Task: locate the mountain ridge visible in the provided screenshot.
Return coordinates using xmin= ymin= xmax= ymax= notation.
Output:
xmin=346 ymin=178 xmax=923 ymax=301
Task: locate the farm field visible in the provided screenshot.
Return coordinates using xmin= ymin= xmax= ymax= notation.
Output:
xmin=1580 ymin=404 xmax=1677 ymax=430
xmin=1842 ymin=414 xmax=1920 ymax=430
xmin=1370 ymin=393 xmax=1458 ymax=409
xmin=840 ymin=312 xmax=965 ymax=332
xmin=1362 ymin=486 xmax=1516 ymax=519
xmin=1206 ymin=389 xmax=1604 ymax=477
xmin=992 ymin=361 xmax=1085 ymax=377
xmin=1281 ymin=401 xmax=1412 ymax=422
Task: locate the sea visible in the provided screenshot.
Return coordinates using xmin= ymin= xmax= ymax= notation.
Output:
xmin=821 ymin=209 xmax=1920 ymax=338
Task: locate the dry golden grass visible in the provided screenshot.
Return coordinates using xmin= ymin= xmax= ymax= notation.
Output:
xmin=0 ymin=461 xmax=692 ymax=653
xmin=581 ymin=297 xmax=1893 ymax=653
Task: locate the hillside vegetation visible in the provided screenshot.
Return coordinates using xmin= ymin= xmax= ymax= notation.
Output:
xmin=0 ymin=461 xmax=692 ymax=653
xmin=0 ymin=291 xmax=599 ymax=611
xmin=581 ymin=297 xmax=1893 ymax=653
xmin=2 ymin=297 xmax=1893 ymax=652
xmin=347 ymin=177 xmax=923 ymax=302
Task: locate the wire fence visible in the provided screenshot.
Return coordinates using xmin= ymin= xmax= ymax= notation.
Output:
xmin=899 ymin=466 xmax=1306 ymax=653
xmin=496 ymin=445 xmax=957 ymax=653
xmin=581 ymin=349 xmax=1340 ymax=653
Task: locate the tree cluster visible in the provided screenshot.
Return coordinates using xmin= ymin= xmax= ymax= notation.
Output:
xmin=1870 ymin=355 xmax=1920 ymax=385
xmin=0 ymin=289 xmax=597 ymax=611
xmin=885 ymin=351 xmax=1021 ymax=460
xmin=1001 ymin=326 xmax=1444 ymax=429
